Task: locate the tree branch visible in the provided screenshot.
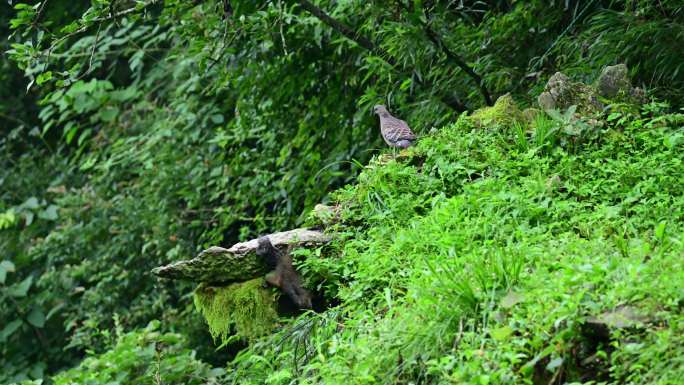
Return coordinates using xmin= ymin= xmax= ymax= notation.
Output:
xmin=45 ymin=0 xmax=162 ymax=63
xmin=422 ymin=21 xmax=492 ymax=106
xmin=296 ymin=0 xmax=377 ymax=55
xmin=296 ymin=0 xmax=466 ymax=112
xmin=94 ymin=0 xmax=161 ymax=22
xmin=396 ymin=1 xmax=493 ymax=106
xmin=33 ymin=0 xmax=50 ymax=27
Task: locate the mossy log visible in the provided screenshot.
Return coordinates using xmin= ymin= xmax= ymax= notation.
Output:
xmin=152 ymin=228 xmax=331 ymax=284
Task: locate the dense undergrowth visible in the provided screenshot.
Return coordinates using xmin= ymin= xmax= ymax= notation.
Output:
xmin=7 ymin=98 xmax=684 ymax=385
xmin=222 ymin=103 xmax=684 ymax=384
xmin=2 ymin=1 xmax=684 ymax=384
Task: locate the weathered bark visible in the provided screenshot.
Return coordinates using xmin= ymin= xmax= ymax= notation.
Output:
xmin=152 ymin=228 xmax=331 ymax=284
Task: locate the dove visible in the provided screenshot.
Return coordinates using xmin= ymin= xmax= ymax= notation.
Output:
xmin=373 ymin=105 xmax=416 ymax=149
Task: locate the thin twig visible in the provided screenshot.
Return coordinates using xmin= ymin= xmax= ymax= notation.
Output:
xmin=0 ymin=112 xmax=30 ymax=127
xmin=33 ymin=0 xmax=50 ymax=26
xmin=75 ymin=23 xmax=102 ymax=81
xmin=278 ymin=0 xmax=288 ymax=55
xmin=94 ymin=0 xmax=161 ymax=22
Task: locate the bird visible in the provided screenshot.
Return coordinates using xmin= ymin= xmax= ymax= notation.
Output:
xmin=373 ymin=105 xmax=416 ymax=149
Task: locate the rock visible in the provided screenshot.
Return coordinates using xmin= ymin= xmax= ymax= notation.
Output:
xmin=312 ymin=204 xmax=341 ymax=227
xmin=587 ymin=305 xmax=648 ymax=329
xmin=537 ymin=92 xmax=556 ymax=111
xmin=629 ymin=86 xmax=648 ymax=104
xmin=500 ymin=291 xmax=525 ymax=309
xmin=596 ymin=64 xmax=632 ymax=99
xmin=470 ymin=93 xmax=524 ymax=127
xmin=152 ymin=228 xmax=331 ymax=283
xmin=537 ymin=72 xmax=604 ymax=115
xmin=545 ymin=175 xmax=564 ymax=193
xmin=584 ymin=305 xmax=650 ymax=339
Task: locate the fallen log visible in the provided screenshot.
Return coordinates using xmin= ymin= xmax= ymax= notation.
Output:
xmin=152 ymin=228 xmax=331 ymax=284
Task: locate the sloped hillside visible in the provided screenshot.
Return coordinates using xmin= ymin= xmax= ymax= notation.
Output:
xmin=220 ymin=101 xmax=684 ymax=384
xmin=41 ymin=96 xmax=684 ymax=385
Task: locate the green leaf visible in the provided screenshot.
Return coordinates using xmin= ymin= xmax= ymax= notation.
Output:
xmin=500 ymin=291 xmax=524 ymax=309
xmin=78 ymin=128 xmax=92 ymax=147
xmin=0 ymin=209 xmax=16 ymax=229
xmin=36 ymin=71 xmax=52 ymax=85
xmin=24 ymin=211 xmax=35 ymax=226
xmin=46 ymin=303 xmax=65 ymax=320
xmin=1 ymin=260 xmax=16 ymax=272
xmin=546 ymin=357 xmax=564 ymax=371
xmin=99 ymin=106 xmax=120 ymax=123
xmin=29 ymin=362 xmax=46 ymax=380
xmin=27 ymin=308 xmax=46 ymax=328
xmin=490 ymin=326 xmax=513 ymax=341
xmin=22 ymin=196 xmax=40 ymax=209
xmin=210 ymin=114 xmax=224 ymax=124
xmin=65 ymin=125 xmax=79 ymax=144
xmin=10 ymin=276 xmax=33 ymax=297
xmin=38 ymin=205 xmax=59 ymax=221
xmin=0 ymin=319 xmax=23 ymax=342
xmin=545 ymin=108 xmax=563 ymax=121
xmin=664 ymin=133 xmax=682 ymax=149
xmin=0 ymin=260 xmax=15 ymax=284
xmin=80 ymin=156 xmax=97 ymax=171
xmin=655 ymin=222 xmax=667 ymax=240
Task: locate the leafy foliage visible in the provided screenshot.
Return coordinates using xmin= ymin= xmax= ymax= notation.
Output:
xmin=1 ymin=0 xmax=683 ymax=383
xmin=23 ymin=321 xmax=224 ymax=385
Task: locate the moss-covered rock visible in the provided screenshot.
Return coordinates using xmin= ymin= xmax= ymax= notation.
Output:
xmin=309 ymin=203 xmax=342 ymax=227
xmin=193 ymin=278 xmax=279 ymax=342
xmin=470 ymin=93 xmax=524 ymax=127
xmin=596 ymin=64 xmax=632 ymax=99
xmin=537 ymin=72 xmax=604 ymax=115
xmin=596 ymin=64 xmax=647 ymax=104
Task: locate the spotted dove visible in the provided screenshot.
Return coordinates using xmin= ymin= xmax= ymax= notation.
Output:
xmin=373 ymin=105 xmax=416 ymax=149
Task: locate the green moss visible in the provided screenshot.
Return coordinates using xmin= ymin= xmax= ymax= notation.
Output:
xmin=563 ymin=82 xmax=603 ymax=116
xmin=470 ymin=93 xmax=524 ymax=128
xmin=193 ymin=278 xmax=279 ymax=342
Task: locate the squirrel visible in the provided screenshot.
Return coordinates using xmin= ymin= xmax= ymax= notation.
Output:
xmin=256 ymin=236 xmax=312 ymax=309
